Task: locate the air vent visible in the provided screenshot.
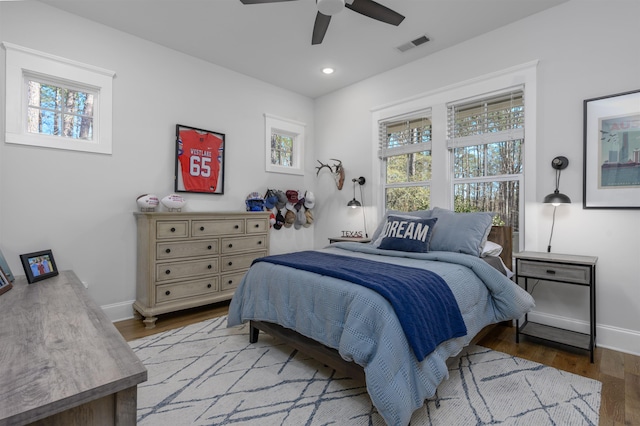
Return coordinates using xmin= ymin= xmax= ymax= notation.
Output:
xmin=396 ymin=35 xmax=430 ymax=53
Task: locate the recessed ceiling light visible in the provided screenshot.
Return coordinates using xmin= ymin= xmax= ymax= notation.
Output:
xmin=322 ymin=67 xmax=335 ymax=75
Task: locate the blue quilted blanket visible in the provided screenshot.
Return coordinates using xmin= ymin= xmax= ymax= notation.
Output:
xmin=253 ymin=251 xmax=467 ymax=361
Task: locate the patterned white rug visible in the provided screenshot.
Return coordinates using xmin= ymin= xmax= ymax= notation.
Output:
xmin=129 ymin=316 xmax=601 ymax=425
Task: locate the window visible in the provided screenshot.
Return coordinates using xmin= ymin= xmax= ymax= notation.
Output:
xmin=3 ymin=42 xmax=115 ymax=154
xmin=26 ymin=76 xmax=95 ymax=140
xmin=372 ymin=61 xmax=537 ymax=250
xmin=264 ymin=114 xmax=305 ymax=175
xmin=448 ymin=90 xmax=524 ymax=232
xmin=379 ymin=112 xmax=432 ymax=211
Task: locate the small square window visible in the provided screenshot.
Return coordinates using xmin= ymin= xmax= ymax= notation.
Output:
xmin=265 ymin=114 xmax=305 ymax=175
xmin=3 ymin=42 xmax=115 ymax=155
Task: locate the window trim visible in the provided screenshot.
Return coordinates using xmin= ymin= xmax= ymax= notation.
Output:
xmin=371 ymin=61 xmax=538 ymax=250
xmin=3 ymin=42 xmax=115 ymax=155
xmin=264 ymin=113 xmax=305 ymax=175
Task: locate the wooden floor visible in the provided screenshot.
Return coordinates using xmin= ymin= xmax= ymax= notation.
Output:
xmin=115 ymin=303 xmax=640 ymax=426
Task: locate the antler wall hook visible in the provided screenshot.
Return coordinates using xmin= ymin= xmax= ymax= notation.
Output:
xmin=315 ymin=158 xmax=345 ymax=190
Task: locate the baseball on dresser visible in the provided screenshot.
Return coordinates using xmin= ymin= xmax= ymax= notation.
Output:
xmin=136 ymin=194 xmax=160 ymax=211
xmin=161 ymin=193 xmax=187 ymax=211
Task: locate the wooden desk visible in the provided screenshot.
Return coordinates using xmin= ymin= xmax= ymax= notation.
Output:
xmin=0 ymin=271 xmax=147 ymax=425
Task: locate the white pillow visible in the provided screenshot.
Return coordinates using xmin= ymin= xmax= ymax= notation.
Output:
xmin=480 ymin=241 xmax=503 ymax=258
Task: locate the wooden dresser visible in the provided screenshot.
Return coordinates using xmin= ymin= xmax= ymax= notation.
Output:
xmin=134 ymin=211 xmax=270 ymax=328
xmin=0 ymin=271 xmax=147 ymax=425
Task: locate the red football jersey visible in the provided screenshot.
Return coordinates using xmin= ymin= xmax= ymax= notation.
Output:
xmin=178 ymin=129 xmax=223 ymax=192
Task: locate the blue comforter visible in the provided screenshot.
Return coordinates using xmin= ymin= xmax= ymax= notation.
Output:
xmin=253 ymin=251 xmax=467 ymax=361
xmin=228 ymin=243 xmax=535 ymax=426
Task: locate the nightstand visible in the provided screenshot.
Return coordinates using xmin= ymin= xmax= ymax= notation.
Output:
xmin=328 ymin=237 xmax=372 ymax=244
xmin=514 ymin=251 xmax=597 ymax=362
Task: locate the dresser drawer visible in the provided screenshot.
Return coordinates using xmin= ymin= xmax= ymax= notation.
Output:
xmin=156 ymin=277 xmax=220 ymax=303
xmin=220 ymin=271 xmax=247 ymax=291
xmin=246 ymin=218 xmax=268 ymax=234
xmin=192 ymin=219 xmax=245 ymax=237
xmin=221 ymin=251 xmax=267 ymax=272
xmin=156 ymin=221 xmax=189 ymax=239
xmin=517 ymin=260 xmax=591 ymax=284
xmin=221 ymin=235 xmax=267 ymax=254
xmin=156 ymin=258 xmax=219 ymax=282
xmin=156 ymin=240 xmax=218 ymax=260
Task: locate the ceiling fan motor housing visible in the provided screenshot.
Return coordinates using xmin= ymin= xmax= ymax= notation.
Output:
xmin=317 ymin=0 xmax=345 ymax=15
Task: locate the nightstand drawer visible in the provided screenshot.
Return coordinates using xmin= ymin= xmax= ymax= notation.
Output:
xmin=517 ymin=260 xmax=591 ymax=284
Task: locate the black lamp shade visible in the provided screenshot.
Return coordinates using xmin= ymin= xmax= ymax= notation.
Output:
xmin=543 ymin=190 xmax=571 ymax=205
xmin=347 ymin=198 xmax=361 ymax=208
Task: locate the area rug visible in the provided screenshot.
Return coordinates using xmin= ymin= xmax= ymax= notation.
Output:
xmin=129 ymin=316 xmax=601 ymax=425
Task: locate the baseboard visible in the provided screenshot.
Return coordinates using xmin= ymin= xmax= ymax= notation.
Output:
xmin=101 ymin=299 xmax=136 ymax=323
xmin=528 ymin=311 xmax=640 ymax=356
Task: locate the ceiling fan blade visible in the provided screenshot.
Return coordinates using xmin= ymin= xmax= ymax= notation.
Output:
xmin=345 ymin=0 xmax=405 ymax=26
xmin=312 ymin=12 xmax=331 ymax=45
xmin=239 ymin=0 xmax=297 ymax=4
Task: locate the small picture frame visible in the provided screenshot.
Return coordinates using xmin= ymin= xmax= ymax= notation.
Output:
xmin=20 ymin=249 xmax=59 ymax=284
xmin=0 ymin=267 xmax=13 ymax=296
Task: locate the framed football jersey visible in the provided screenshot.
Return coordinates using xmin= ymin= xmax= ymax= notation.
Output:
xmin=175 ymin=124 xmax=225 ymax=194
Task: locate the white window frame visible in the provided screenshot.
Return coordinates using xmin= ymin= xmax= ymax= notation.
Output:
xmin=264 ymin=113 xmax=305 ymax=175
xmin=3 ymin=42 xmax=115 ymax=155
xmin=379 ymin=110 xmax=433 ymax=210
xmin=371 ymin=61 xmax=538 ymax=250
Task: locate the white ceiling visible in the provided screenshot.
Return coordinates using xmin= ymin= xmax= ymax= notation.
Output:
xmin=39 ymin=0 xmax=567 ymax=98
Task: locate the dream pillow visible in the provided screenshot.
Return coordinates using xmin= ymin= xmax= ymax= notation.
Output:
xmin=428 ymin=207 xmax=494 ymax=256
xmin=377 ymin=215 xmax=438 ymax=253
xmin=370 ymin=209 xmax=433 ymax=244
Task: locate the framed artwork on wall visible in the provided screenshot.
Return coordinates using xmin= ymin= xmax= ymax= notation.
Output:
xmin=19 ymin=249 xmax=59 ymax=284
xmin=175 ymin=124 xmax=225 ymax=194
xmin=583 ymin=89 xmax=640 ymax=209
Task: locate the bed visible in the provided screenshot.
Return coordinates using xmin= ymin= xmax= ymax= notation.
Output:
xmin=227 ymin=208 xmax=534 ymax=426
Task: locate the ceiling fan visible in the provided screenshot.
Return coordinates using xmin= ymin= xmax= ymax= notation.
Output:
xmin=239 ymin=0 xmax=405 ymax=45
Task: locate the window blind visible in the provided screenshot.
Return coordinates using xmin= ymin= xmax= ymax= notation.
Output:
xmin=447 ymin=88 xmax=524 ymax=149
xmin=378 ymin=109 xmax=432 ymax=159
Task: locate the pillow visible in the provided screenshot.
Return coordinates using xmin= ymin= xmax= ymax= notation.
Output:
xmin=481 ymin=241 xmax=503 ymax=258
xmin=377 ymin=215 xmax=438 ymax=253
xmin=370 ymin=209 xmax=433 ymax=244
xmin=428 ymin=207 xmax=494 ymax=256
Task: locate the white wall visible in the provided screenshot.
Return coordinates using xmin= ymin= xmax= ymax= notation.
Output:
xmin=0 ymin=1 xmax=316 ymax=321
xmin=314 ymin=0 xmax=640 ymax=355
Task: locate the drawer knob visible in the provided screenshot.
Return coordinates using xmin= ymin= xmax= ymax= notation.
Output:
xmin=546 ymin=270 xmax=556 ymax=275
xmin=228 ymin=261 xmax=233 ymax=266
xmin=207 ymin=264 xmax=212 ymax=269
xmin=257 ymin=240 xmax=262 ymax=245
xmin=207 ymin=245 xmax=212 ymax=250
xmin=228 ymin=280 xmax=233 ymax=285
xmin=170 ymin=227 xmax=176 ymax=232
xmin=255 ymin=224 xmax=259 ymax=228
xmin=165 ymin=248 xmax=171 ymax=254
xmin=200 ymin=226 xmax=205 ymax=231
xmin=165 ymin=290 xmax=171 ymax=296
xmin=228 ymin=243 xmax=233 ymax=248
xmin=234 ymin=225 xmax=239 ymax=229
xmin=165 ymin=269 xmax=171 ymax=275
xmin=207 ymin=283 xmax=212 ymax=288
